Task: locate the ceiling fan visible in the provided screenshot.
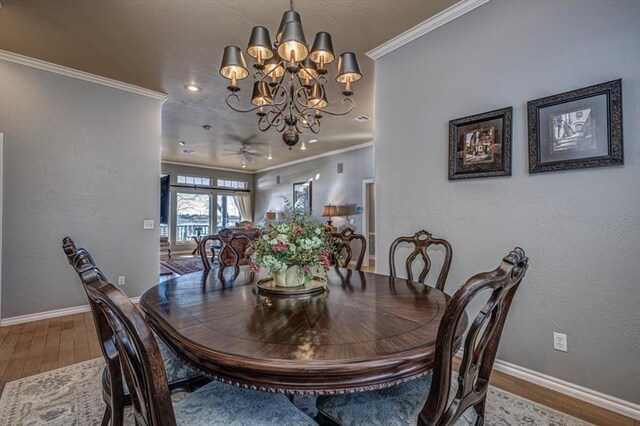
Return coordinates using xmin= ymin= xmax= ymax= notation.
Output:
xmin=223 ymin=143 xmax=267 ymax=163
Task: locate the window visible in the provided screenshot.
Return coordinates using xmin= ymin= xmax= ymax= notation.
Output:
xmin=175 ymin=192 xmax=211 ymax=242
xmin=217 ymin=178 xmax=247 ymax=190
xmin=217 ymin=194 xmax=241 ymax=229
xmin=177 ymin=175 xmax=211 ymax=186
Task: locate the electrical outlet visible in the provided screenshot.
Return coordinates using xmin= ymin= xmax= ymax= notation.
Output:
xmin=118 ymin=276 xmax=125 ymax=286
xmin=553 ymin=332 xmax=567 ymax=352
xmin=143 ymin=219 xmax=155 ymax=230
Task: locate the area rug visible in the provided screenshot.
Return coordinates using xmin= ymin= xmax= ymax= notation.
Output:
xmin=160 ymin=256 xmax=205 ymax=275
xmin=0 ymin=358 xmax=591 ymax=426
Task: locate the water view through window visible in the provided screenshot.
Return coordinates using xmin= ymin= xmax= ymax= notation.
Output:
xmin=176 ymin=192 xmax=211 ymax=242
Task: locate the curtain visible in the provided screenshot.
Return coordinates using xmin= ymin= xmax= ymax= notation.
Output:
xmin=235 ymin=191 xmax=252 ymax=222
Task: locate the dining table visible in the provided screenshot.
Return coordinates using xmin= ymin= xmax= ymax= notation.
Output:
xmin=140 ymin=266 xmax=467 ymax=395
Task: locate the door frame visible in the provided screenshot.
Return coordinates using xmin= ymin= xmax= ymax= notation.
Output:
xmin=361 ymin=179 xmax=375 ymax=268
xmin=0 ymin=134 xmax=4 ymax=319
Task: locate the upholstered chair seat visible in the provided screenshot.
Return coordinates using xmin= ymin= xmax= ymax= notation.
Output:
xmin=316 ymin=373 xmax=476 ymax=426
xmin=102 ymin=337 xmax=200 ymax=395
xmin=172 ymin=380 xmax=317 ymax=426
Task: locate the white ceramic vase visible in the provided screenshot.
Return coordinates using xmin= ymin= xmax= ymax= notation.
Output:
xmin=273 ymin=265 xmax=306 ymax=287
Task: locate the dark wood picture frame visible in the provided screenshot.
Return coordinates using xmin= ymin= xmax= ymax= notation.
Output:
xmin=293 ymin=181 xmax=312 ymax=212
xmin=528 ymin=79 xmax=623 ymax=173
xmin=448 ymin=107 xmax=512 ymax=180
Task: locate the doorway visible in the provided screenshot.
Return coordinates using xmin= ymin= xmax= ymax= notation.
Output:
xmin=362 ymin=179 xmax=375 ymax=269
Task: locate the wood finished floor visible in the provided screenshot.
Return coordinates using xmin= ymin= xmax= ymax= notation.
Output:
xmin=0 ymin=276 xmax=636 ymax=425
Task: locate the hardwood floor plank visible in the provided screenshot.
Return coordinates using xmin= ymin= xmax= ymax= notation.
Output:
xmin=72 ymin=313 xmax=90 ymax=364
xmin=84 ymin=311 xmax=102 ymax=359
xmin=21 ymin=319 xmax=50 ymax=377
xmin=40 ymin=317 xmax=62 ymax=373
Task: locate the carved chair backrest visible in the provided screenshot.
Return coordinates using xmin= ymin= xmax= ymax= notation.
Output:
xmin=418 ymin=248 xmax=529 ymax=426
xmin=61 ymin=237 xmax=124 ymax=406
xmin=331 ymin=228 xmax=366 ymax=271
xmin=199 ymin=229 xmax=251 ymax=276
xmin=81 ymin=271 xmax=177 ymax=426
xmin=388 ymin=230 xmax=453 ymax=291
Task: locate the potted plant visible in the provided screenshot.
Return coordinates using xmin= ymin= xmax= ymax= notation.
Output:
xmin=247 ymin=199 xmax=339 ymax=287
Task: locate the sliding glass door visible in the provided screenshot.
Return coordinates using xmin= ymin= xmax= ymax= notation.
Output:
xmin=175 ymin=192 xmax=212 ymax=242
xmin=216 ymin=193 xmax=241 ymax=230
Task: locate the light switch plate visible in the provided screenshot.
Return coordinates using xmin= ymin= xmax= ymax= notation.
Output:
xmin=143 ymin=219 xmax=155 ymax=230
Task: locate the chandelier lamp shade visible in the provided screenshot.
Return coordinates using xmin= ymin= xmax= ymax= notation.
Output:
xmin=219 ymin=0 xmax=362 ymax=149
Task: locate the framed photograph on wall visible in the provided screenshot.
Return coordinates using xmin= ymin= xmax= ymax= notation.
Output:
xmin=528 ymin=79 xmax=623 ymax=173
xmin=448 ymin=107 xmax=512 ymax=180
xmin=293 ymin=181 xmax=312 ymax=212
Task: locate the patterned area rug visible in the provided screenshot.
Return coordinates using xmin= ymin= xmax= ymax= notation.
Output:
xmin=160 ymin=256 xmax=204 ymax=275
xmin=0 ymin=358 xmax=591 ymax=425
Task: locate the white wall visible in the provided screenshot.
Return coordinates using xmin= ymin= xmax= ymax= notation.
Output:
xmin=0 ymin=60 xmax=163 ymax=318
xmin=374 ymin=0 xmax=640 ymax=404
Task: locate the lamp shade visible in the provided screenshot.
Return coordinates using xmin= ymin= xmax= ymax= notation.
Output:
xmin=300 ymin=57 xmax=319 ymax=80
xmin=264 ymin=50 xmax=285 ymax=78
xmin=336 ymin=205 xmax=356 ymax=216
xmin=219 ymin=46 xmax=249 ymax=80
xmin=247 ymin=26 xmax=273 ymax=60
xmin=310 ymin=32 xmax=335 ymax=65
xmin=276 ymin=10 xmax=302 ymax=42
xmin=307 ymin=84 xmax=328 ymax=109
xmin=322 ymin=205 xmax=339 ymax=217
xmin=336 ymin=52 xmax=362 ymax=83
xmin=277 ymin=21 xmax=309 ymax=62
xmin=251 ymin=81 xmax=274 ymax=106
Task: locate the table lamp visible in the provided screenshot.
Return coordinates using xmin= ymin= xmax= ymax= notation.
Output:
xmin=322 ymin=205 xmax=339 ymax=226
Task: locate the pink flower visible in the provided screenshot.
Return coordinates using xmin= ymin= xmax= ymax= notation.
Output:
xmin=249 ymin=262 xmax=261 ymax=273
xmin=303 ymin=265 xmax=311 ymax=272
xmin=295 ymin=227 xmax=303 ymax=235
xmin=271 ymin=241 xmax=287 ymax=252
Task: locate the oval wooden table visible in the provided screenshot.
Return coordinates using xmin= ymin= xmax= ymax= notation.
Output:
xmin=141 ymin=267 xmax=467 ymax=395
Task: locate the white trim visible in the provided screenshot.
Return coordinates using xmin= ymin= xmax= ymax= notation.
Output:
xmin=0 ymin=297 xmax=141 ymax=326
xmin=361 ymin=178 xmax=375 ymax=268
xmin=161 ymin=161 xmax=254 ymax=175
xmin=0 ymin=50 xmax=168 ymax=102
xmin=366 ymin=0 xmax=491 ymax=60
xmin=493 ymin=359 xmax=640 ymax=421
xmin=254 ymin=141 xmax=374 ymax=173
xmin=0 ymin=134 xmax=3 ymax=321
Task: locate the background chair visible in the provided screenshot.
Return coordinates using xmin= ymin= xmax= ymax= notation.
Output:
xmin=388 ymin=230 xmax=452 ymax=291
xmin=79 ymin=270 xmax=317 ymax=426
xmin=62 ymin=237 xmax=203 ymax=426
xmin=199 ymin=228 xmax=252 ymax=276
xmin=316 ymin=248 xmax=529 ymax=426
xmin=331 ymin=228 xmax=366 ymax=271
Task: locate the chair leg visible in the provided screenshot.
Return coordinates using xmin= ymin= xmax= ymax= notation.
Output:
xmin=473 ymin=399 xmax=486 ymax=426
xmin=101 ymin=406 xmax=111 ymax=426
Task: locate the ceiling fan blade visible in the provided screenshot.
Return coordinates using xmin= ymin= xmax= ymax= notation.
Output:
xmin=222 ymin=153 xmax=240 ymax=156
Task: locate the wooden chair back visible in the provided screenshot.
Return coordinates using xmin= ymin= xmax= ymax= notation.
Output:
xmin=331 ymin=228 xmax=366 ymax=271
xmin=388 ymin=230 xmax=452 ymax=290
xmin=80 ymin=269 xmax=177 ymax=426
xmin=418 ymin=248 xmax=529 ymax=425
xmin=199 ymin=228 xmax=251 ymax=276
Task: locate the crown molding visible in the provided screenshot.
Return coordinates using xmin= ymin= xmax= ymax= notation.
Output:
xmin=0 ymin=50 xmax=168 ymax=102
xmin=161 ymin=161 xmax=255 ymax=175
xmin=366 ymin=0 xmax=491 ymax=60
xmin=254 ymin=142 xmax=374 ymax=173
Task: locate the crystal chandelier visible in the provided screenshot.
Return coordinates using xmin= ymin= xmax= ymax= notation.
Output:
xmin=219 ymin=1 xmax=362 ymax=149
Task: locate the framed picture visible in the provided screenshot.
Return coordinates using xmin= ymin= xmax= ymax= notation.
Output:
xmin=448 ymin=107 xmax=512 ymax=180
xmin=528 ymin=79 xmax=623 ymax=173
xmin=293 ymin=181 xmax=312 ymax=212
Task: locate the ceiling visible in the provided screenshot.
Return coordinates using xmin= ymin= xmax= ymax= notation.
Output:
xmin=0 ymin=0 xmax=457 ymax=171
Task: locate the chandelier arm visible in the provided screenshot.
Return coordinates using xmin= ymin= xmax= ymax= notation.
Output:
xmin=294 ymin=86 xmax=312 ymax=110
xmin=269 ymin=84 xmax=292 ymax=107
xmin=299 ymin=97 xmax=355 ymax=117
xmin=257 ymin=106 xmax=284 ymax=132
xmin=225 ymin=93 xmax=265 ymax=114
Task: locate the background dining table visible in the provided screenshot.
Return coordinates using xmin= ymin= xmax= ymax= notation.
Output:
xmin=140 ymin=266 xmax=467 ymax=395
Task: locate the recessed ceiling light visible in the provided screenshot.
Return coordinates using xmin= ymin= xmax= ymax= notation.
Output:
xmin=185 ymin=83 xmax=201 ymax=92
xmin=242 ymin=162 xmax=247 ymax=168
xmin=181 ymin=149 xmax=194 ymax=154
xmin=354 ymin=115 xmax=372 ymax=122
xmin=178 ymin=141 xmax=186 ymax=146
xmin=267 ymin=153 xmax=273 ymax=160
xmin=202 ymin=124 xmax=212 ymax=131
xmin=301 ymin=143 xmax=307 ymax=150
xmin=308 ymin=139 xmax=318 ymax=144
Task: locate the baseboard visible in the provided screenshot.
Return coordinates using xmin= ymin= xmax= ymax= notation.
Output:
xmin=0 ymin=296 xmax=141 ymax=327
xmin=492 ymin=359 xmax=640 ymax=421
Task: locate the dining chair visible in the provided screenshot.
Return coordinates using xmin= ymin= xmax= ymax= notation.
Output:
xmin=331 ymin=228 xmax=366 ymax=271
xmin=62 ymin=237 xmax=204 ymax=426
xmin=316 ymin=247 xmax=529 ymax=426
xmin=79 ymin=269 xmax=317 ymax=426
xmin=388 ymin=230 xmax=453 ymax=291
xmin=199 ymin=228 xmax=252 ymax=277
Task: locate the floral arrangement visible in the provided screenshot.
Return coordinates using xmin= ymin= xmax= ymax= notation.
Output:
xmin=247 ymin=199 xmax=339 ymax=282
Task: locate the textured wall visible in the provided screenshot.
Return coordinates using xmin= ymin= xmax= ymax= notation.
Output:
xmin=254 ymin=146 xmax=374 ymax=234
xmin=374 ymin=0 xmax=640 ymax=403
xmin=160 ymin=162 xmax=254 ymax=252
xmin=0 ymin=61 xmax=162 ymax=318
